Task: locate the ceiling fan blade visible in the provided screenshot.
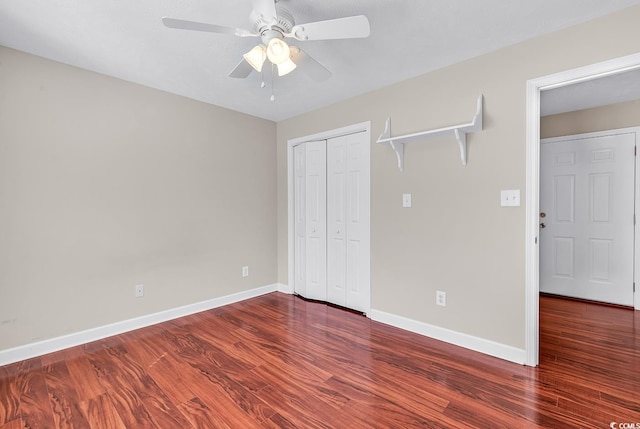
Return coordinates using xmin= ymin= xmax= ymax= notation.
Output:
xmin=288 ymin=15 xmax=370 ymax=41
xmin=290 ymin=47 xmax=332 ymax=82
xmin=251 ymin=0 xmax=278 ymax=24
xmin=229 ymin=58 xmax=255 ymax=78
xmin=162 ymin=17 xmax=256 ymax=37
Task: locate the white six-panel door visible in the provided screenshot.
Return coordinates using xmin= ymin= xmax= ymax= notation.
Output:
xmin=293 ymin=130 xmax=370 ymax=313
xmin=540 ymin=130 xmax=636 ymax=306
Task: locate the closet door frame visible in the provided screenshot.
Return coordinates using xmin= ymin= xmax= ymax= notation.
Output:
xmin=287 ymin=121 xmax=371 ymax=315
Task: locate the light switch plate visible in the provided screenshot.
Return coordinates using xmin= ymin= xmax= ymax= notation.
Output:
xmin=402 ymin=193 xmax=412 ymax=208
xmin=500 ymin=189 xmax=521 ymax=207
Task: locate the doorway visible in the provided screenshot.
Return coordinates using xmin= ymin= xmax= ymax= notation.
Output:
xmin=539 ymin=129 xmax=637 ymax=306
xmin=287 ymin=122 xmax=371 ymax=315
xmin=525 ymin=53 xmax=640 ymax=366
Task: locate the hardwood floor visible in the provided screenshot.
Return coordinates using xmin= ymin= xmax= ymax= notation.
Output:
xmin=1 ymin=293 xmax=639 ymax=428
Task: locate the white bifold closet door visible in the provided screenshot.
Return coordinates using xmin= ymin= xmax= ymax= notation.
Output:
xmin=293 ymin=132 xmax=370 ymax=313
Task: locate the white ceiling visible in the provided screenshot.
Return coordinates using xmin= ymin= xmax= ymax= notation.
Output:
xmin=2 ymin=0 xmax=640 ymax=121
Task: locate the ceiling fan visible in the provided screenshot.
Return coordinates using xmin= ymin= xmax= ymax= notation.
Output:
xmin=162 ymin=0 xmax=370 ymax=83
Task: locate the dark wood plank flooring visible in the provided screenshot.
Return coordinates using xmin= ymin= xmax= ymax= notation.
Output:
xmin=1 ymin=293 xmax=639 ymax=428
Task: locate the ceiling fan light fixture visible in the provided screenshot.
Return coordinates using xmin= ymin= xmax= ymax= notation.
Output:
xmin=277 ymin=58 xmax=297 ymax=76
xmin=266 ymin=38 xmax=291 ymax=65
xmin=243 ymin=45 xmax=266 ymax=72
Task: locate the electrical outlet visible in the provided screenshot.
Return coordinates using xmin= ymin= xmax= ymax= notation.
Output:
xmin=135 ymin=284 xmax=144 ymax=298
xmin=436 ymin=291 xmax=446 ymax=307
xmin=242 ymin=266 xmax=249 ymax=277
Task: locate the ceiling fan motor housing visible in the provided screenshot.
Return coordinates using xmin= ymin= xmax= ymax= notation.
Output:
xmin=250 ymin=6 xmax=294 ymax=43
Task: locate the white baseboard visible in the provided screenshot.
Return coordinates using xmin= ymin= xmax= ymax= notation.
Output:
xmin=277 ymin=282 xmax=294 ymax=294
xmin=369 ymin=309 xmax=526 ymax=365
xmin=0 ymin=284 xmax=278 ymax=367
xmin=1 ymin=286 xmax=526 ymax=367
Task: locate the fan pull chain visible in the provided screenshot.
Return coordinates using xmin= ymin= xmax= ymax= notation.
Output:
xmin=270 ymin=63 xmax=275 ymax=101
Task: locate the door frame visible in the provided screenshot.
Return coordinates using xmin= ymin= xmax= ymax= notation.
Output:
xmin=525 ymin=53 xmax=640 ymax=366
xmin=286 ymin=121 xmax=372 ymax=314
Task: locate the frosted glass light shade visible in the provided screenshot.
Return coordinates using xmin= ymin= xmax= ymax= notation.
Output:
xmin=243 ymin=45 xmax=266 ymax=72
xmin=266 ymin=38 xmax=291 ymax=65
xmin=277 ymin=58 xmax=297 ymax=76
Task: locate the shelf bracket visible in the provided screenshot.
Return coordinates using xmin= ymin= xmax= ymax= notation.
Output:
xmin=377 ymin=94 xmax=483 ymax=171
xmin=454 ymin=128 xmax=467 ymax=167
xmin=379 ymin=118 xmax=405 ymax=172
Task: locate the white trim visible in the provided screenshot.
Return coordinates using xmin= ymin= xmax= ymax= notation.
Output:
xmin=287 ymin=121 xmax=372 ymax=315
xmin=637 ymin=130 xmax=640 ymax=311
xmin=542 ymin=127 xmax=640 ymax=142
xmin=525 ymin=78 xmax=541 ymax=367
xmin=370 ymin=309 xmax=526 ymax=365
xmin=525 ymin=52 xmax=640 ymax=367
xmin=277 ymin=282 xmax=294 ymax=294
xmin=0 ymin=284 xmax=278 ymax=367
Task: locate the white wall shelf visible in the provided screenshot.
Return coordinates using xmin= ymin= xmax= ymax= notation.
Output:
xmin=377 ymin=94 xmax=483 ymax=171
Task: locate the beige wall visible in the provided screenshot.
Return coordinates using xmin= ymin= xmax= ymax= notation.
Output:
xmin=3 ymin=4 xmax=640 ymax=357
xmin=0 ymin=46 xmax=277 ymax=351
xmin=541 ymin=99 xmax=640 ymax=138
xmin=277 ymin=5 xmax=640 ymax=349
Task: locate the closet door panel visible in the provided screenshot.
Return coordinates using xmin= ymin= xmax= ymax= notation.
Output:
xmin=345 ymin=132 xmax=370 ymax=312
xmin=304 ymin=141 xmax=327 ymax=301
xmin=293 ymin=145 xmax=307 ymax=297
xmin=327 ymin=136 xmax=347 ymax=306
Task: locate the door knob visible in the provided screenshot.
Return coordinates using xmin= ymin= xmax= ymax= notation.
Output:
xmin=540 ymin=222 xmax=546 ymax=229
xmin=540 ymin=212 xmax=546 ymax=218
